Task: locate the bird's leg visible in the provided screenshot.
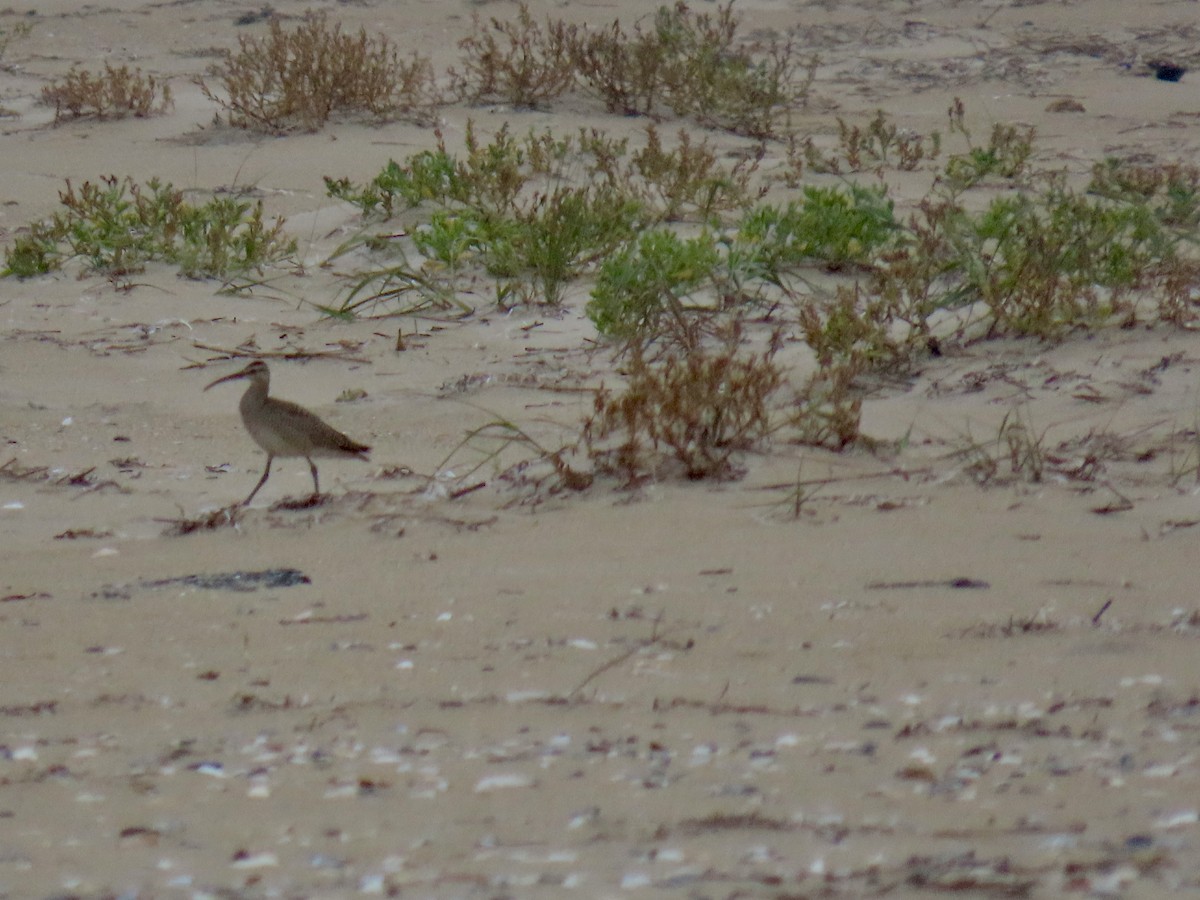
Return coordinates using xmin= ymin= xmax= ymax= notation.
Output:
xmin=243 ymin=455 xmax=274 ymax=506
xmin=308 ymin=458 xmax=321 ymax=499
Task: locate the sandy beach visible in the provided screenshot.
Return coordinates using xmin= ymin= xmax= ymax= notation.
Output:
xmin=3 ymin=1 xmax=1200 ymax=896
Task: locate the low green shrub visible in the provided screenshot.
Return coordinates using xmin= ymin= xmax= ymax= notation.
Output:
xmin=3 ymin=176 xmax=294 ymax=280
xmin=586 ymin=229 xmax=721 ymax=343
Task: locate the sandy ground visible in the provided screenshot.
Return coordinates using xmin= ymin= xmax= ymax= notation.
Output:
xmin=3 ymin=1 xmax=1200 ymax=897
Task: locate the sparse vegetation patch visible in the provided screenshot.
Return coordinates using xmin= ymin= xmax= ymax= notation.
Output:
xmin=569 ymin=0 xmax=811 ymax=137
xmin=199 ymin=12 xmax=441 ymax=132
xmin=583 ymin=326 xmax=784 ymax=482
xmin=3 ymin=176 xmax=295 ymax=282
xmin=447 ymin=1 xmax=812 ymax=137
xmin=323 ymin=122 xmax=761 ymax=313
xmin=41 ymin=64 xmax=173 ymax=123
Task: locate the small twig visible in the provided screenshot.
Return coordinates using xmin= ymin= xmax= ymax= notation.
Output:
xmin=0 ymin=458 xmax=50 ymax=482
xmin=570 ymin=612 xmax=675 ymax=698
xmin=1091 ymin=481 xmax=1134 ymax=515
xmin=867 ymin=577 xmax=989 ymax=591
xmin=433 ymin=418 xmax=536 ymax=489
xmin=448 ymin=481 xmax=487 ymax=500
xmin=187 ymin=342 xmax=371 ymax=366
xmin=750 ymin=466 xmax=934 ymax=493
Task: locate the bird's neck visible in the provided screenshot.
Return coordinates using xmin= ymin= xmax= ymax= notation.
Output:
xmin=239 ymin=378 xmax=269 ymax=414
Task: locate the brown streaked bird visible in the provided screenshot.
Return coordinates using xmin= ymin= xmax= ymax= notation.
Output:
xmin=204 ymin=360 xmax=370 ymax=506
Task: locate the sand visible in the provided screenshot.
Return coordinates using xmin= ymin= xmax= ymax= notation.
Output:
xmin=2 ymin=0 xmax=1200 ymax=896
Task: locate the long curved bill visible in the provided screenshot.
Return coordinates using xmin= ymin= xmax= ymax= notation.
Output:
xmin=204 ymin=363 xmax=257 ymax=391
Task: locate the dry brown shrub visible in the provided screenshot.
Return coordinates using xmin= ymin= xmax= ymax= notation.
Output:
xmin=42 ymin=64 xmax=173 ymax=123
xmin=570 ymin=1 xmax=810 ymax=137
xmin=449 ymin=3 xmax=577 ymax=109
xmin=788 ymin=366 xmax=863 ymax=451
xmin=200 ymin=12 xmax=441 ymax=132
xmin=584 ymin=327 xmax=784 ymax=482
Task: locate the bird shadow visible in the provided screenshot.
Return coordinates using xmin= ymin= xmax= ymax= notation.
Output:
xmin=158 ymin=504 xmax=243 ymax=536
xmin=268 ymin=493 xmax=330 ymax=511
xmin=160 ymin=494 xmax=357 ymax=538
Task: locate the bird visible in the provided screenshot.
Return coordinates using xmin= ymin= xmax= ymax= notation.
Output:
xmin=204 ymin=360 xmax=370 ymax=506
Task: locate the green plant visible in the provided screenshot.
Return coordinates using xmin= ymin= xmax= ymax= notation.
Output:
xmin=1088 ymin=158 xmax=1200 ymax=232
xmin=3 ymin=227 xmax=58 ymax=279
xmin=3 ymin=176 xmax=294 ymax=281
xmin=941 ymin=100 xmax=1035 ymax=192
xmin=200 ymin=12 xmax=441 ymax=132
xmin=586 ymin=228 xmax=721 ymax=344
xmin=479 ymin=186 xmax=641 ymax=305
xmin=403 ymin=191 xmax=637 ymax=306
xmin=583 ymin=325 xmax=783 ymax=481
xmin=941 ymin=124 xmax=1035 ymax=190
xmin=413 ymin=211 xmax=483 ymax=272
xmin=328 ymin=126 xmax=649 ymax=308
xmin=956 ymin=189 xmax=1167 ymax=337
xmin=41 ymin=64 xmax=173 ymax=123
xmin=732 ymin=185 xmax=898 ymax=278
xmin=1087 ymin=158 xmax=1200 ymax=326
xmin=325 ymin=150 xmax=459 ymax=218
xmin=861 ymin=162 xmax=1200 ymax=345
xmin=324 ymin=123 xmax=773 ymax=314
xmin=172 ymin=194 xmax=294 ymax=279
xmin=329 ymin=123 xmax=760 ymax=228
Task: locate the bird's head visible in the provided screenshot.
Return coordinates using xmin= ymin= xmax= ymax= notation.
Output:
xmin=204 ymin=359 xmax=270 ymax=391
